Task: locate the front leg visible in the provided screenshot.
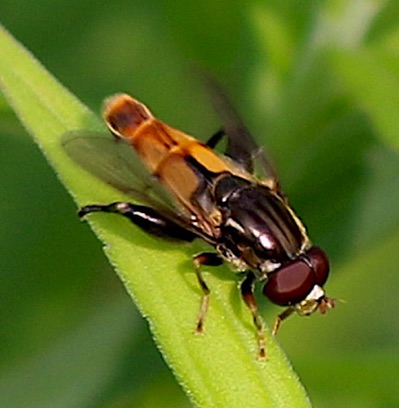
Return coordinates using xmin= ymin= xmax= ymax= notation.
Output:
xmin=79 ymin=202 xmax=197 ymax=242
xmin=272 ymin=307 xmax=295 ymax=336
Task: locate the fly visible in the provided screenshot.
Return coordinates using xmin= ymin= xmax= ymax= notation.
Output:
xmin=63 ymin=87 xmax=334 ymax=360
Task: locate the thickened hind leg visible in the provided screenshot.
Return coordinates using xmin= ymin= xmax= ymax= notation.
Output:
xmin=193 ymin=252 xmax=223 ymax=333
xmin=79 ymin=202 xmax=197 ymax=242
xmin=240 ymin=272 xmax=266 ymax=360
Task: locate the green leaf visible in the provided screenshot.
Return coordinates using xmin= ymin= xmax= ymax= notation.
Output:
xmin=0 ymin=25 xmax=311 ymax=407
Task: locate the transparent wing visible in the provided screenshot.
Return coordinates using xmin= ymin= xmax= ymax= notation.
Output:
xmin=203 ymin=75 xmax=280 ymax=190
xmin=62 ymin=130 xmax=179 ymax=214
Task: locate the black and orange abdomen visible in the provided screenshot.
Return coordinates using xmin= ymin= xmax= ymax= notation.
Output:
xmin=103 ymin=94 xmax=232 ymax=216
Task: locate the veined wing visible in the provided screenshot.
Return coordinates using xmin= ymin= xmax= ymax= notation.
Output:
xmin=203 ymin=75 xmax=280 ymax=191
xmin=62 ymin=130 xmax=184 ymax=218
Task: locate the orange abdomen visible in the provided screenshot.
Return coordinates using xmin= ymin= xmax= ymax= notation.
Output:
xmin=103 ymin=94 xmax=231 ymax=213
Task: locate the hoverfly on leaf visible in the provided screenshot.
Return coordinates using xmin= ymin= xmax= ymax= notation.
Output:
xmin=63 ymin=85 xmax=334 ymax=359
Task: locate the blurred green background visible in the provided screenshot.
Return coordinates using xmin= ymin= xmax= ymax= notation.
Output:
xmin=1 ymin=1 xmax=399 ymax=407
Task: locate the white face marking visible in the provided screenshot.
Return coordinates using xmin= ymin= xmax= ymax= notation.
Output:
xmin=305 ymin=285 xmax=325 ymax=301
xmin=294 ymin=285 xmax=325 ymax=316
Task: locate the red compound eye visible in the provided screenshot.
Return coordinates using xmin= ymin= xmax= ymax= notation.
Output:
xmin=263 ymin=259 xmax=315 ymax=306
xmin=263 ymin=247 xmax=330 ymax=306
xmin=306 ymin=246 xmax=330 ymax=286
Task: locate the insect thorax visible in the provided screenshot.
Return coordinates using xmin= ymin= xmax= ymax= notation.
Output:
xmin=210 ymin=175 xmax=308 ymax=275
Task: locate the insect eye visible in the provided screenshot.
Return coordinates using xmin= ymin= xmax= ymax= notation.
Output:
xmin=263 ymin=260 xmax=315 ymax=306
xmin=306 ymin=246 xmax=330 ymax=286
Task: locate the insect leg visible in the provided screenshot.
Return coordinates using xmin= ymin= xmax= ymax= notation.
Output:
xmin=240 ymin=272 xmax=266 ymax=360
xmin=78 ymin=202 xmax=197 ymax=242
xmin=193 ymin=252 xmax=223 ymax=333
xmin=205 ymin=125 xmax=255 ymax=174
xmin=272 ymin=307 xmax=295 ymax=336
xmin=205 ymin=128 xmax=225 ymax=148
